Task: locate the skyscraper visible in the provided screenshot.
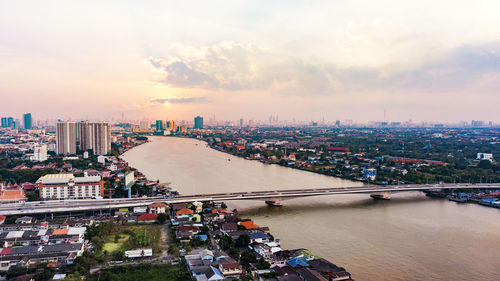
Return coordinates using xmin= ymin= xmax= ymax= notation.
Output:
xmin=0 ymin=117 xmax=7 ymax=128
xmin=7 ymin=117 xmax=13 ymax=127
xmin=56 ymin=121 xmax=77 ymax=155
xmin=194 ymin=116 xmax=203 ymax=129
xmin=155 ymin=120 xmax=164 ymax=131
xmin=90 ymin=122 xmax=111 ymax=155
xmin=23 ymin=113 xmax=32 ymax=129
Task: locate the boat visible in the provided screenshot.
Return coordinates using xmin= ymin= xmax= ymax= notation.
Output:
xmin=370 ymin=193 xmax=391 ymax=200
xmin=265 ymin=200 xmax=283 ymax=207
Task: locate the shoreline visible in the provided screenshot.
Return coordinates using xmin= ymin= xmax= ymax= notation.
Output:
xmin=119 ymin=136 xmax=355 ymax=280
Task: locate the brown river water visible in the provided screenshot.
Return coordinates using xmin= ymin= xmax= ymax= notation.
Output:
xmin=122 ymin=136 xmax=500 ymax=281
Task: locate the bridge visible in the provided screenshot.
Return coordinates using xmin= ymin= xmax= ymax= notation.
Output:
xmin=0 ymin=183 xmax=498 ymax=216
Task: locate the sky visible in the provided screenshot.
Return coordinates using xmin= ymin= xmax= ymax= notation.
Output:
xmin=1 ymin=0 xmax=500 ymax=123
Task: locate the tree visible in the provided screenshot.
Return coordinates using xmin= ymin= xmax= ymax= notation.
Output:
xmin=239 ymin=251 xmax=256 ymax=267
xmin=6 ymin=265 xmax=28 ymax=279
xmin=256 ymin=258 xmax=271 ymax=270
xmin=168 ymin=243 xmax=180 ymax=257
xmin=235 ymin=234 xmax=250 ymax=248
xmin=157 ymin=213 xmax=168 ymax=224
xmin=478 ymin=160 xmax=492 ymax=169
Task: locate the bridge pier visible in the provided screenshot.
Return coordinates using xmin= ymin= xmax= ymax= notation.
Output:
xmin=370 ymin=192 xmax=391 ymax=200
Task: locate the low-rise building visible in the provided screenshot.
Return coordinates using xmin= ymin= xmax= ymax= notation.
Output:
xmin=36 ymin=174 xmax=104 ymax=200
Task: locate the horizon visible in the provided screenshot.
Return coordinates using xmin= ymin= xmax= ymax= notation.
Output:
xmin=2 ymin=1 xmax=500 ymax=122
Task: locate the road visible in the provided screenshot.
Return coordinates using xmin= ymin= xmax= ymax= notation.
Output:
xmin=1 ymin=183 xmax=498 ymax=216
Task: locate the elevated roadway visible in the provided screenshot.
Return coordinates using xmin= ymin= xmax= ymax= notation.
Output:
xmin=0 ymin=183 xmax=498 ymax=216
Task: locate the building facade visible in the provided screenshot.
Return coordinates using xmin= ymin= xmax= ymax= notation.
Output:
xmin=36 ymin=174 xmax=104 ymax=200
xmin=194 ymin=116 xmax=204 ymax=129
xmin=57 ymin=121 xmax=111 ymax=155
xmin=31 ymin=143 xmax=48 ymax=162
xmin=56 ymin=121 xmax=77 ymax=155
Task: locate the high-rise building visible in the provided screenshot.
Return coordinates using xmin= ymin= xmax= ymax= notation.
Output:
xmin=7 ymin=117 xmax=13 ymax=127
xmin=194 ymin=116 xmax=203 ymax=129
xmin=57 ymin=121 xmax=111 ymax=155
xmin=139 ymin=121 xmax=150 ymax=130
xmin=155 ymin=120 xmax=164 ymax=131
xmin=56 ymin=121 xmax=77 ymax=155
xmin=90 ymin=122 xmax=111 ymax=155
xmin=0 ymin=117 xmax=7 ymax=128
xmin=166 ymin=120 xmax=176 ymax=131
xmin=23 ymin=113 xmax=32 ymax=129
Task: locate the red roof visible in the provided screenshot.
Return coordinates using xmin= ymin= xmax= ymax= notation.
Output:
xmin=326 ymin=147 xmax=350 ymax=153
xmin=149 ymin=202 xmax=167 ymax=208
xmin=240 ymin=220 xmax=259 ymax=229
xmin=176 ymin=208 xmax=194 ymax=215
xmin=138 ymin=213 xmax=158 ymax=221
xmin=0 ymin=248 xmax=12 ymax=255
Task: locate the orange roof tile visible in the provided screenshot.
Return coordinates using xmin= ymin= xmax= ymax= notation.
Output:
xmin=52 ymin=229 xmax=69 ymax=235
xmin=240 ymin=220 xmax=259 ymax=229
xmin=176 ymin=208 xmax=194 ymax=215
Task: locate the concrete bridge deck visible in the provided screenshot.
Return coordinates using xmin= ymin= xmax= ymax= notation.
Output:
xmin=0 ymin=183 xmax=498 ymax=216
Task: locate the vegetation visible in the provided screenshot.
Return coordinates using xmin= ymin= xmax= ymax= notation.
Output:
xmin=86 ymin=263 xmax=191 ymax=281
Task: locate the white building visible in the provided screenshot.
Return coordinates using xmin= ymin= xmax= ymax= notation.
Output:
xmin=477 ymin=153 xmax=493 ymax=162
xmin=30 ymin=144 xmax=47 ymax=162
xmin=125 ymin=248 xmax=152 ymax=258
xmin=36 ymin=174 xmax=103 ymax=200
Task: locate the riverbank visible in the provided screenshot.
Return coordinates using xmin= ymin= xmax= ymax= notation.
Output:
xmin=121 ymin=136 xmax=500 ymax=280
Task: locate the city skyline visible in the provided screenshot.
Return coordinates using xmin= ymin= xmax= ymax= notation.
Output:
xmin=1 ymin=1 xmax=500 ymax=122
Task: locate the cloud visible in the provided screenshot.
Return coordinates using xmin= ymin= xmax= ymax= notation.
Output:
xmin=149 ymin=96 xmax=207 ymax=104
xmin=146 ymin=41 xmax=500 ymax=96
xmin=146 ymin=42 xmax=338 ymax=96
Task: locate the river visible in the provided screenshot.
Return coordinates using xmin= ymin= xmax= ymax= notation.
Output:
xmin=122 ymin=136 xmax=500 ymax=281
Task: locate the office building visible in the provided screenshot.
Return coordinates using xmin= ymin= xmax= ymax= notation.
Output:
xmin=31 ymin=144 xmax=48 ymax=162
xmin=36 ymin=174 xmax=104 ymax=200
xmin=194 ymin=116 xmax=203 ymax=129
xmin=7 ymin=117 xmax=13 ymax=127
xmin=155 ymin=120 xmax=164 ymax=131
xmin=23 ymin=113 xmax=32 ymax=129
xmin=90 ymin=122 xmax=111 ymax=155
xmin=56 ymin=121 xmax=77 ymax=155
xmin=1 ymin=117 xmax=7 ymax=128
xmin=166 ymin=120 xmax=176 ymax=131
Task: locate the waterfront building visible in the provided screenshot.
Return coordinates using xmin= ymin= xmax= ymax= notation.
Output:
xmin=139 ymin=120 xmax=150 ymax=130
xmin=23 ymin=113 xmax=32 ymax=129
xmin=363 ymin=168 xmax=377 ymax=181
xmin=194 ymin=116 xmax=203 ymax=129
xmin=36 ymin=173 xmax=104 ymax=200
xmin=155 ymin=120 xmax=164 ymax=131
xmin=166 ymin=120 xmax=176 ymax=131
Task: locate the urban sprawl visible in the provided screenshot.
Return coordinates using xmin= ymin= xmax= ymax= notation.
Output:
xmin=0 ymin=113 xmax=499 ymax=281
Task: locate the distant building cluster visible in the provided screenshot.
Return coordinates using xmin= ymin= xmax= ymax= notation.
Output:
xmin=56 ymin=121 xmax=111 ymax=155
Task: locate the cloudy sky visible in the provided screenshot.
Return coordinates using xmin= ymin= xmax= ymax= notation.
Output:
xmin=1 ymin=0 xmax=500 ymax=123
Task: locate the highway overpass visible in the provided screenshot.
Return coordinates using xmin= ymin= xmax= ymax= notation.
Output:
xmin=0 ymin=183 xmax=499 ymax=216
